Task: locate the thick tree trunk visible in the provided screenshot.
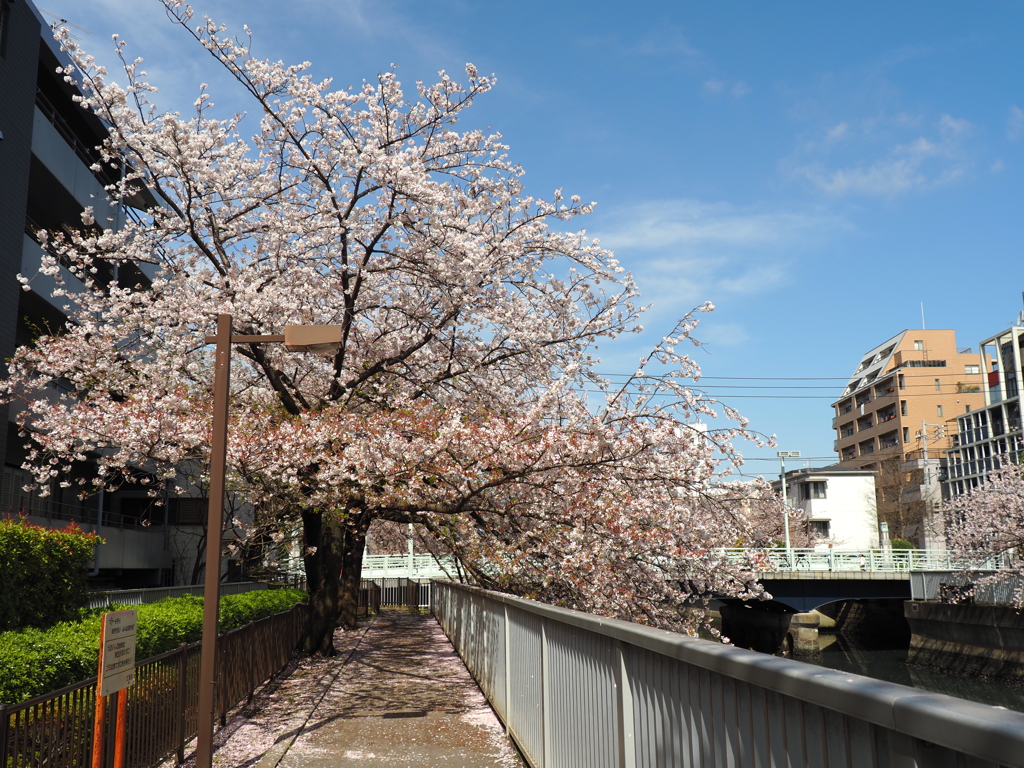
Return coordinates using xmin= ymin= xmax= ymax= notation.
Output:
xmin=337 ymin=515 xmax=370 ymax=630
xmin=299 ymin=509 xmax=372 ymax=654
xmin=300 ymin=510 xmax=346 ymax=655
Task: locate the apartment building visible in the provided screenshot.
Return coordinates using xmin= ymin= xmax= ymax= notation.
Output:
xmin=772 ymin=466 xmax=879 ymax=549
xmin=832 ymin=330 xmax=987 ymax=545
xmin=946 ymin=315 xmax=1024 ymax=496
xmin=0 ymin=0 xmax=177 ymax=586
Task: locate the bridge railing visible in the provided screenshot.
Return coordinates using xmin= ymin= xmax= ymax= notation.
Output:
xmin=361 ymin=553 xmax=457 ymax=578
xmin=433 ymin=580 xmax=1024 ymax=768
xmin=911 ymin=570 xmax=1024 ymax=604
xmin=718 ymin=547 xmax=1005 ymax=573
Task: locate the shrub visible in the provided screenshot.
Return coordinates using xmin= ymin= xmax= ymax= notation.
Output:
xmin=890 ymin=538 xmax=915 ymax=550
xmin=0 ymin=518 xmax=101 ymax=631
xmin=0 ymin=588 xmax=305 ymax=704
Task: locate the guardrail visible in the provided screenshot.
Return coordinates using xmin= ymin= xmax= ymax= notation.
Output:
xmin=911 ymin=571 xmax=1024 ymax=604
xmin=361 ymin=554 xmax=456 ymax=578
xmin=362 ymin=577 xmax=431 ymax=608
xmin=0 ymin=603 xmax=305 ymax=768
xmin=718 ymin=547 xmax=1005 ymax=573
xmin=86 ymin=581 xmax=272 ymax=610
xmin=433 ymin=581 xmax=1024 ymax=768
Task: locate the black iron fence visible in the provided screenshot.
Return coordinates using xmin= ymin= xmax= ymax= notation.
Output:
xmin=0 ymin=603 xmax=305 ymax=768
xmin=362 ymin=578 xmax=430 ymax=608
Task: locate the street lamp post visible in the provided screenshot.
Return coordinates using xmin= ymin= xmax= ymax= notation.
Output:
xmin=777 ymin=450 xmax=801 ymax=563
xmin=196 ymin=315 xmax=341 ymax=768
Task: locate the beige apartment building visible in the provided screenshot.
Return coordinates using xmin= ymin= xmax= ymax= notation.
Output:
xmin=832 ymin=330 xmax=987 ymax=545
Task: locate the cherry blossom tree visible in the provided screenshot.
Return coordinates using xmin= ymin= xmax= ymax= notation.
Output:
xmin=3 ymin=2 xmax=771 ymax=653
xmin=943 ymin=458 xmax=1024 ymax=608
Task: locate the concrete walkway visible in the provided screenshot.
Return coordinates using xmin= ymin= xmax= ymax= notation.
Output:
xmin=201 ymin=610 xmax=522 ymax=768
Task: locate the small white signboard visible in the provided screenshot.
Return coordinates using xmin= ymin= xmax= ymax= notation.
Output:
xmin=98 ymin=609 xmax=138 ymax=697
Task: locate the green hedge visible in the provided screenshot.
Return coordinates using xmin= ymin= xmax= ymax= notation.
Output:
xmin=0 ymin=588 xmax=305 ymax=705
xmin=0 ymin=518 xmax=100 ymax=631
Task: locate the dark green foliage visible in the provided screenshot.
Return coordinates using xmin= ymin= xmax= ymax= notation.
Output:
xmin=0 ymin=518 xmax=101 ymax=631
xmin=890 ymin=538 xmax=915 ymax=550
xmin=0 ymin=588 xmax=305 ymax=704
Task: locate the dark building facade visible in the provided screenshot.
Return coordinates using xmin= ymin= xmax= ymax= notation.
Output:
xmin=0 ymin=0 xmax=173 ymax=586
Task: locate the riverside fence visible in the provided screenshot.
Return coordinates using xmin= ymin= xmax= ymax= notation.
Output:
xmin=86 ymin=581 xmax=271 ymax=610
xmin=0 ymin=603 xmax=305 ymax=768
xmin=433 ymin=580 xmax=1024 ymax=768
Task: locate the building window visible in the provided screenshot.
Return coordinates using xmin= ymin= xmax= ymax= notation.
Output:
xmin=937 ymin=404 xmax=943 ymax=418
xmin=810 ymin=520 xmax=831 ymax=538
xmin=898 ymin=374 xmax=905 ymax=390
xmin=903 ymin=427 xmax=910 ymax=443
xmin=934 ymin=379 xmax=941 ymax=391
xmin=800 ymin=481 xmax=827 ymax=500
xmin=914 ymin=340 xmax=924 ymax=351
xmin=901 ymin=400 xmax=907 ymax=416
xmin=965 ymin=365 xmax=980 ymax=375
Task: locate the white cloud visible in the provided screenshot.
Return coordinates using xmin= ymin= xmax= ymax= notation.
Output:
xmin=593 ymin=199 xmax=847 ymax=311
xmin=789 ymin=113 xmax=975 ymax=197
xmin=991 ymin=159 xmax=1005 ymax=173
xmin=634 ymin=27 xmax=703 ymax=59
xmin=704 ymin=79 xmax=750 ymax=97
xmin=698 ymin=322 xmax=751 ymax=347
xmin=1008 ymin=106 xmax=1024 ymax=142
xmin=598 ymin=199 xmax=842 ymax=252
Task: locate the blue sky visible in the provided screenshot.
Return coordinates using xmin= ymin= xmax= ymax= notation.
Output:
xmin=38 ymin=1 xmax=1024 ymax=477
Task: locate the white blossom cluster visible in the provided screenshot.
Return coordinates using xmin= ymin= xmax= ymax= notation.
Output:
xmin=2 ymin=4 xmax=778 ymax=642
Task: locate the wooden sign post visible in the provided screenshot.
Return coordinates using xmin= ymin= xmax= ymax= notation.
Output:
xmin=92 ymin=609 xmax=138 ymax=768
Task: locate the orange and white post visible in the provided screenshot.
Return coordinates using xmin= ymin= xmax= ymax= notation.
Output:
xmin=92 ymin=609 xmax=138 ymax=768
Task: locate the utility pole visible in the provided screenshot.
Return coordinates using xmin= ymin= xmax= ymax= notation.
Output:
xmin=777 ymin=451 xmax=801 ymax=562
xmin=919 ymin=421 xmax=946 ymax=549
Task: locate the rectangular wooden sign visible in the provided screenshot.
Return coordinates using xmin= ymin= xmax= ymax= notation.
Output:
xmin=98 ymin=609 xmax=137 ymax=697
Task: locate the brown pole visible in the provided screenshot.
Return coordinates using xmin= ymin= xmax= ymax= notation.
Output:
xmin=113 ymin=688 xmax=127 ymax=768
xmin=91 ymin=636 xmax=107 ymax=768
xmin=196 ymin=313 xmax=232 ymax=768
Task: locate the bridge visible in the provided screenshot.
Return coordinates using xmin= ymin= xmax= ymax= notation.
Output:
xmin=717 ymin=547 xmax=1005 ymax=612
xmin=360 ymin=548 xmax=1006 ymax=612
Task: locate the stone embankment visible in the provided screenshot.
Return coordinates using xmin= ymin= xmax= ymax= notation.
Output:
xmin=906 ymin=601 xmax=1024 ymax=679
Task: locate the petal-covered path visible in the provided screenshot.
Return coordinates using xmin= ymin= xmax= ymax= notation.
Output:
xmin=193 ymin=609 xmax=522 ymax=768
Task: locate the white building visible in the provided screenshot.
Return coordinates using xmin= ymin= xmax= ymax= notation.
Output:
xmin=773 ymin=466 xmax=880 ymax=550
xmin=946 ymin=314 xmax=1024 ymax=496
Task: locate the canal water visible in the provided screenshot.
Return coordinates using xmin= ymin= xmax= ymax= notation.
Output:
xmin=805 ymin=633 xmax=1024 ymax=713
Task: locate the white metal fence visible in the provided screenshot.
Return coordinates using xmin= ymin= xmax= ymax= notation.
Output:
xmin=86 ymin=580 xmax=270 ymax=609
xmin=361 ymin=553 xmax=457 ymax=578
xmin=719 ymin=547 xmax=1006 ymax=573
xmin=433 ymin=580 xmax=1024 ymax=767
xmin=910 ymin=570 xmax=1024 ymax=604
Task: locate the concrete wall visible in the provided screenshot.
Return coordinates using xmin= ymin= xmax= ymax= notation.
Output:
xmin=906 ymin=600 xmax=1024 ymax=679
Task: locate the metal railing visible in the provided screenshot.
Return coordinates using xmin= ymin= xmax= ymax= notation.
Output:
xmin=361 ymin=553 xmax=457 ymax=578
xmin=911 ymin=571 xmax=1024 ymax=604
xmin=433 ymin=581 xmax=1024 ymax=768
xmin=0 ymin=603 xmax=305 ymax=768
xmin=718 ymin=547 xmax=1006 ymax=573
xmin=86 ymin=581 xmax=271 ymax=610
xmin=362 ymin=577 xmax=432 ymax=608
